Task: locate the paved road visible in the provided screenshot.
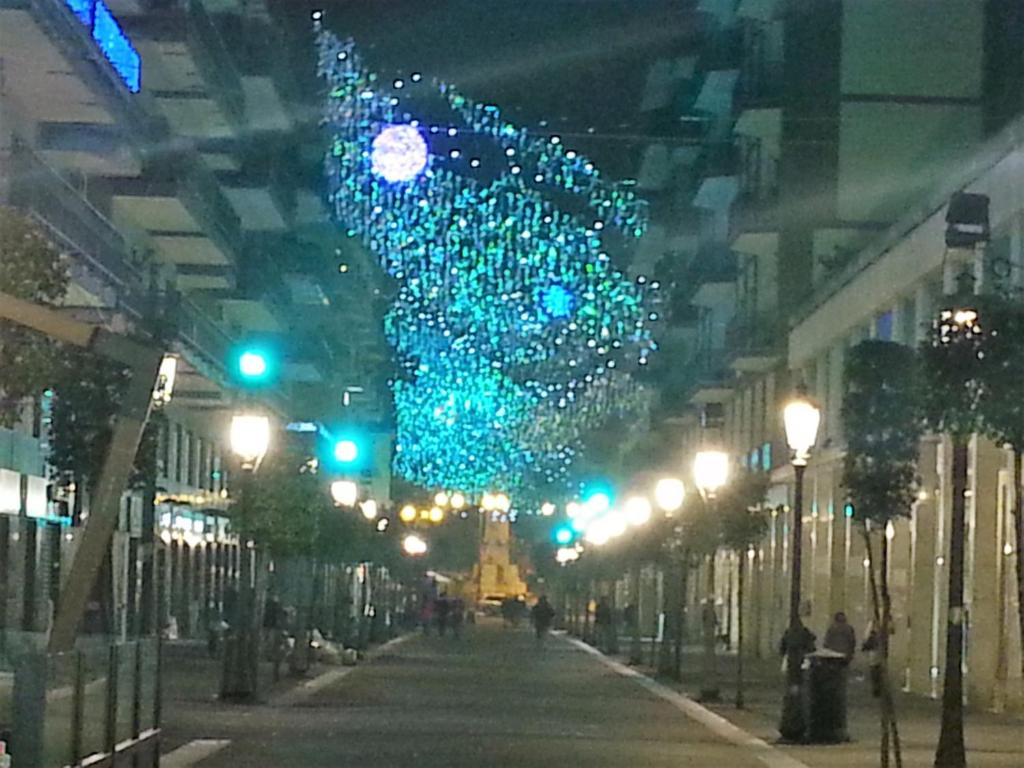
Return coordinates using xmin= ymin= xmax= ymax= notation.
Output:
xmin=164 ymin=622 xmax=773 ymax=767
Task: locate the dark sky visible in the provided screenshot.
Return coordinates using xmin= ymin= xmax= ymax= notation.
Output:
xmin=317 ymin=0 xmax=696 ymax=177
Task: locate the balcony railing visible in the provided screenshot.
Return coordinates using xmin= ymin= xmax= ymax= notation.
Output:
xmin=186 ymin=0 xmax=245 ymax=130
xmin=7 ymin=140 xmax=143 ymax=302
xmin=725 ymin=309 xmax=786 ymax=358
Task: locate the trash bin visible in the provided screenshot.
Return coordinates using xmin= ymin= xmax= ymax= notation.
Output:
xmin=806 ymin=648 xmax=849 ymax=743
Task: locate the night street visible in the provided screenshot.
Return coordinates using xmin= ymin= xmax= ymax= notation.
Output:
xmin=162 ymin=625 xmax=771 ymax=768
xmin=2 ymin=3 xmax=1024 ymax=767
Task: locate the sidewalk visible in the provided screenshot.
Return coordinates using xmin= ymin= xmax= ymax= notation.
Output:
xmin=603 ymin=637 xmax=1024 ymax=768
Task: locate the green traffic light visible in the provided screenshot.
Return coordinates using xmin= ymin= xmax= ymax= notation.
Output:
xmin=334 ymin=439 xmax=359 ymax=463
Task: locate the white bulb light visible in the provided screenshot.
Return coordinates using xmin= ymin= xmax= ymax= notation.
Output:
xmin=330 ymin=480 xmax=358 ymax=507
xmin=403 ymin=534 xmax=428 ymax=556
xmin=624 ymin=496 xmax=652 ymax=526
xmin=371 ymin=124 xmax=428 ymax=182
xmin=654 ymin=478 xmax=685 ymax=513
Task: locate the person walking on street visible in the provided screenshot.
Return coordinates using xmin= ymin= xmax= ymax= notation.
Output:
xmin=451 ymin=597 xmax=465 ymax=639
xmin=823 ymin=611 xmax=857 ymax=664
xmin=436 ymin=592 xmax=451 ymax=636
xmin=531 ymin=595 xmax=556 ymax=644
xmin=594 ymin=597 xmax=614 ymax=653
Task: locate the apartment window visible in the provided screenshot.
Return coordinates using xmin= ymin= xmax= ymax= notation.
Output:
xmin=761 ymin=442 xmax=772 ymax=471
xmin=174 ymin=424 xmax=184 ymax=483
xmin=159 ymin=421 xmax=169 ymax=481
xmin=188 ymin=433 xmax=199 ymax=487
xmin=876 ymin=310 xmax=894 ymax=341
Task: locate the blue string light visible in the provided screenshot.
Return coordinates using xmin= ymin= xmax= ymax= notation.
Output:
xmin=318 ymin=27 xmax=658 ymax=498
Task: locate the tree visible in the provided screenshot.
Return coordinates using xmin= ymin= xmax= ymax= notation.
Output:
xmin=717 ymin=469 xmax=769 ymax=709
xmin=973 ymin=295 xmax=1024 ymax=687
xmin=921 ymin=294 xmax=989 ymax=768
xmin=842 ymin=340 xmax=923 ymax=768
xmin=665 ymin=493 xmax=721 ymax=690
xmin=0 ymin=206 xmax=68 ymax=426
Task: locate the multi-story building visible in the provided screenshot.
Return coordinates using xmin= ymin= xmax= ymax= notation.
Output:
xmin=651 ymin=0 xmax=1024 ymax=711
xmin=0 ymin=0 xmax=391 ymax=641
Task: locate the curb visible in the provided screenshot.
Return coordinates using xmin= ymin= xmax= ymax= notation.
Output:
xmin=271 ymin=633 xmax=412 ymax=707
xmin=564 ymin=636 xmax=812 ymax=768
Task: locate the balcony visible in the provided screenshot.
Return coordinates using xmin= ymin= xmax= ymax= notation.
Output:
xmin=120 ymin=0 xmax=245 ymax=140
xmin=106 ymin=151 xmax=242 ymax=270
xmin=724 ymin=309 xmax=785 ymax=373
xmin=4 ymin=140 xmax=144 ymax=308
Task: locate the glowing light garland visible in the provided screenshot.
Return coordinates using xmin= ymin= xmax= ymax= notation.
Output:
xmin=318 ymin=26 xmax=657 ymax=499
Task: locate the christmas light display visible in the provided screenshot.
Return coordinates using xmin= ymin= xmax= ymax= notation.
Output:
xmin=317 ymin=24 xmax=657 ymax=499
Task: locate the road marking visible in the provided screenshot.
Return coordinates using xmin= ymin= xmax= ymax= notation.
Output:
xmin=275 ymin=633 xmax=413 ymax=706
xmin=566 ymin=637 xmax=811 ymax=768
xmin=161 ymin=739 xmax=231 ymax=768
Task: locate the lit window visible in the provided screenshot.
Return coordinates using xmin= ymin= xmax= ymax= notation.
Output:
xmin=63 ymin=0 xmax=141 ymax=93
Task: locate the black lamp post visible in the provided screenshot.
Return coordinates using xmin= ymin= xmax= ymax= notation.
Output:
xmin=778 ymin=388 xmax=821 ymax=742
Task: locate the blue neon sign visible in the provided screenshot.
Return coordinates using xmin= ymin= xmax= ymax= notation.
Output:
xmin=63 ymin=0 xmax=141 ymax=93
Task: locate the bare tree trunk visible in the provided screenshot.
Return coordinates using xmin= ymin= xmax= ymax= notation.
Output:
xmin=658 ymin=560 xmax=679 ymax=678
xmin=863 ymin=525 xmax=903 ymax=767
xmin=1013 ymin=449 xmax=1024 ymax=684
xmin=736 ymin=551 xmax=745 ymax=709
xmin=700 ymin=553 xmax=720 ymax=702
xmin=630 ymin=561 xmax=643 ymax=664
xmin=935 ymin=435 xmax=968 ymax=768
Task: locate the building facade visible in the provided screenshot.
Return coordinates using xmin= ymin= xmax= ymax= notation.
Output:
xmin=640 ymin=0 xmax=1024 ymax=712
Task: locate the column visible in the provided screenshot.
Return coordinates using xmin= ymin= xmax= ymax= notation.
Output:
xmin=908 ymin=437 xmax=940 ymax=695
xmin=966 ymin=438 xmax=1006 ymax=708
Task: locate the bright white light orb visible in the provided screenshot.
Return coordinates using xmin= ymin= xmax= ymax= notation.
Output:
xmin=624 ymin=496 xmax=652 ymax=526
xmin=371 ymin=124 xmax=428 ymax=182
xmin=403 ymin=534 xmax=428 ymax=556
xmin=654 ymin=478 xmax=685 ymax=513
xmin=330 ymin=480 xmax=358 ymax=507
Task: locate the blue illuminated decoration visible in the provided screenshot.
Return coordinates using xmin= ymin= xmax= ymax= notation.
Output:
xmin=540 ymin=285 xmax=575 ymax=320
xmin=371 ymin=124 xmax=428 ymax=182
xmin=318 ymin=25 xmax=659 ymax=497
xmin=63 ymin=0 xmax=141 ymax=93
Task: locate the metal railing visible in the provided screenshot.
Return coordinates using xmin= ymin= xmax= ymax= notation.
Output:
xmin=8 ymin=141 xmax=144 ymax=301
xmin=8 ymin=638 xmax=160 ymax=768
xmin=186 ymin=0 xmax=245 ymax=131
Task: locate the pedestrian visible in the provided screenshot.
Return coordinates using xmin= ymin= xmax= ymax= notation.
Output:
xmin=594 ymin=596 xmax=614 ymax=652
xmin=436 ymin=592 xmax=451 ymax=636
xmin=779 ymin=622 xmax=817 ymax=672
xmin=531 ymin=594 xmax=556 ymax=644
xmin=823 ymin=611 xmax=857 ymax=663
xmin=451 ymin=596 xmax=465 ymax=638
xmin=419 ymin=596 xmax=434 ymax=635
xmin=862 ymin=621 xmax=884 ymax=697
xmin=501 ymin=597 xmax=515 ymax=628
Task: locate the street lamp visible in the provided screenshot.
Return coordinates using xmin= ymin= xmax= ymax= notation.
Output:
xmin=693 ymin=449 xmax=729 ymax=702
xmin=779 ymin=387 xmax=821 ymax=742
xmin=654 ymin=477 xmax=685 ymax=513
xmin=229 ymin=413 xmax=271 ymax=471
xmin=624 ymin=496 xmax=652 ymax=526
xmin=693 ymin=451 xmax=729 ymax=499
xmin=450 ymin=492 xmax=466 ymax=510
xmin=359 ymin=499 xmax=378 ymax=520
xmin=403 ymin=534 xmax=428 ymax=556
xmin=222 ymin=411 xmax=271 ymax=701
xmin=330 ymin=480 xmax=358 ymax=507
xmin=399 ymin=504 xmax=417 ymax=523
